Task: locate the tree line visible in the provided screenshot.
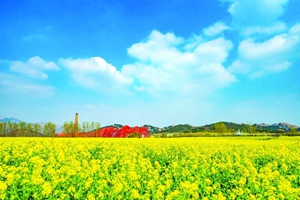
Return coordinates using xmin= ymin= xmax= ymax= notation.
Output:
xmin=0 ymin=121 xmax=56 ymax=137
xmin=213 ymin=122 xmax=257 ymax=134
xmin=62 ymin=121 xmax=101 ymax=137
xmin=0 ymin=121 xmax=102 ymax=137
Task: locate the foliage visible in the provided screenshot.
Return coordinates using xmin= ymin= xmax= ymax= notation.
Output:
xmin=33 ymin=123 xmax=42 ymax=136
xmin=243 ymin=122 xmax=256 ymax=133
xmin=0 ymin=122 xmax=44 ymax=137
xmin=43 ymin=122 xmax=56 ymax=137
xmin=214 ymin=122 xmax=228 ymax=133
xmin=62 ymin=121 xmax=75 ymax=136
xmin=161 ymin=124 xmax=193 ymax=133
xmin=290 ymin=126 xmax=298 ymax=134
xmin=128 ymin=132 xmax=141 ymax=138
xmin=156 ymin=122 xmax=299 ymax=134
xmin=0 ymin=137 xmax=300 ymax=199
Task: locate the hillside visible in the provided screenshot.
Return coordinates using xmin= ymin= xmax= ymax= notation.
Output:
xmin=0 ymin=117 xmax=22 ymax=123
xmin=154 ymin=122 xmax=300 ymax=134
xmin=1 ymin=117 xmax=299 ymax=134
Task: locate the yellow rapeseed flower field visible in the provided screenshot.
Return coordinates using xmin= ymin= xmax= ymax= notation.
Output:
xmin=0 ymin=137 xmax=300 ymax=199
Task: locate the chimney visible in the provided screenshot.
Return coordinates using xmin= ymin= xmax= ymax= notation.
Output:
xmin=74 ymin=113 xmax=78 ymax=134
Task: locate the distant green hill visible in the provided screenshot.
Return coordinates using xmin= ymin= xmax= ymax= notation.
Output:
xmin=152 ymin=122 xmax=300 ymax=134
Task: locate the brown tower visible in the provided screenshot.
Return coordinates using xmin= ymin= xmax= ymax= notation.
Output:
xmin=74 ymin=113 xmax=78 ymax=134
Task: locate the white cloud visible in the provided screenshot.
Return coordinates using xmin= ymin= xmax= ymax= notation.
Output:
xmin=0 ymin=72 xmax=56 ymax=97
xmin=58 ymin=30 xmax=236 ymax=98
xmin=226 ymin=0 xmax=288 ymax=26
xmin=9 ymin=56 xmax=59 ymax=80
xmin=221 ymin=0 xmax=300 ymax=78
xmin=59 ymin=57 xmax=133 ymax=91
xmin=0 ymin=57 xmax=59 ymax=97
xmin=222 ymin=0 xmax=289 ymax=36
xmin=123 ymin=30 xmax=236 ymax=97
xmin=229 ymin=23 xmax=300 ymax=77
xmin=127 ymin=30 xmax=184 ymax=63
xmin=241 ymin=22 xmax=287 ymax=37
xmin=194 ymin=38 xmax=233 ymax=64
xmin=203 ymin=22 xmax=230 ymax=36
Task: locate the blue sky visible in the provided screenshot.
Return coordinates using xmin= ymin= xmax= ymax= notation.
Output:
xmin=0 ymin=0 xmax=300 ymax=127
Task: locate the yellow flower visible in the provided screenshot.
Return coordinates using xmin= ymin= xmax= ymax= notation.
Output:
xmin=67 ymin=186 xmax=76 ymax=193
xmin=147 ymin=179 xmax=155 ymax=189
xmin=87 ymin=193 xmax=96 ymax=200
xmin=131 ymin=189 xmax=140 ymax=199
xmin=211 ymin=167 xmax=216 ymax=174
xmin=278 ymin=193 xmax=284 ymax=199
xmin=217 ymin=192 xmax=226 ymax=200
xmin=113 ymin=182 xmax=123 ymax=194
xmin=135 ymin=181 xmax=141 ymax=189
xmin=85 ymin=178 xmax=93 ymax=189
xmin=42 ymin=181 xmax=53 ymax=197
xmin=5 ymin=173 xmax=15 ymax=185
xmin=158 ymin=184 xmax=165 ymax=192
xmin=238 ymin=177 xmax=246 ymax=186
xmin=165 ymin=179 xmax=172 ymax=189
xmin=235 ymin=188 xmax=244 ymax=196
xmin=98 ymin=191 xmax=104 ymax=198
xmin=154 ymin=161 xmax=161 ymax=170
xmin=205 ymin=186 xmax=213 ymax=194
xmin=204 ymin=178 xmax=211 ymax=185
xmin=0 ymin=181 xmax=7 ymax=192
xmin=32 ymin=175 xmax=44 ymax=185
xmin=166 ymin=190 xmax=180 ymax=200
xmin=230 ymin=193 xmax=236 ymax=199
xmin=172 ymin=161 xmax=178 ymax=169
xmin=129 ymin=171 xmax=139 ymax=181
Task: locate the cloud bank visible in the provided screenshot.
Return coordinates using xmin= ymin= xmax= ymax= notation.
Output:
xmin=223 ymin=0 xmax=289 ymax=36
xmin=56 ymin=30 xmax=236 ymax=99
xmin=223 ymin=0 xmax=300 ymax=78
xmin=229 ymin=24 xmax=300 ymax=77
xmin=10 ymin=56 xmax=59 ymax=79
xmin=123 ymin=30 xmax=236 ymax=97
xmin=0 ymin=56 xmax=58 ymax=96
xmin=59 ymin=57 xmax=133 ymax=92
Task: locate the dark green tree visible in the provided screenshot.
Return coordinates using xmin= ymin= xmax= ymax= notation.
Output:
xmin=246 ymin=122 xmax=256 ymax=133
xmin=290 ymin=127 xmax=299 ymax=134
xmin=19 ymin=121 xmax=26 ymax=137
xmin=0 ymin=122 xmax=4 ymax=136
xmin=26 ymin=123 xmax=33 ymax=137
xmin=82 ymin=121 xmax=89 ymax=133
xmin=43 ymin=122 xmax=56 ymax=137
xmin=12 ymin=123 xmax=19 ymax=136
xmin=62 ymin=121 xmax=75 ymax=136
xmin=33 ymin=123 xmax=42 ymax=136
xmin=214 ymin=122 xmax=227 ymax=134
